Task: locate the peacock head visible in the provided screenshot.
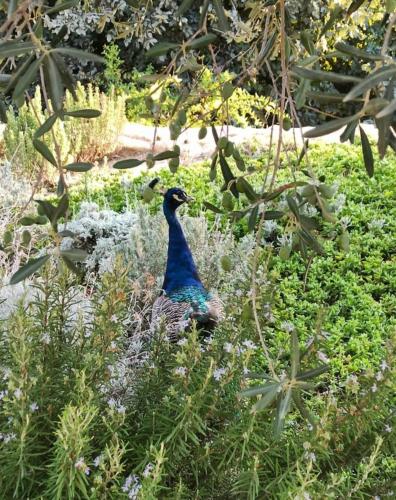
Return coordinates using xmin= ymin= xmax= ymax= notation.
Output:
xmin=148 ymin=178 xmax=193 ymax=210
xmin=164 ymin=187 xmax=193 ymax=210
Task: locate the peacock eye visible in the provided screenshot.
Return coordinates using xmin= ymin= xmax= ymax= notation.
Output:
xmin=172 ymin=193 xmax=184 ymax=202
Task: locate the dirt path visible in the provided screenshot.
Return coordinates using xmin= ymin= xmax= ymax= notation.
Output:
xmin=0 ymin=121 xmax=378 ymax=177
xmin=112 ymin=122 xmax=378 ymax=175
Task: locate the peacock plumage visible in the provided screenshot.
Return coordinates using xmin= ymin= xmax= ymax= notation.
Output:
xmin=150 ymin=182 xmax=223 ymax=340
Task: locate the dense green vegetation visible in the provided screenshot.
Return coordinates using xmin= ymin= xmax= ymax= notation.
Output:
xmin=0 ymin=1 xmax=395 ymax=498
xmin=1 ymin=142 xmax=395 ymax=498
xmin=68 ymin=142 xmax=396 ymax=374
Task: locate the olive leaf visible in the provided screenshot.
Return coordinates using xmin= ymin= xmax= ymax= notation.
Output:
xmin=33 ymin=139 xmax=58 ymax=167
xmin=359 ymin=125 xmax=374 ymax=177
xmin=64 ymin=162 xmax=94 ymax=172
xmin=113 ymin=159 xmax=144 ymax=169
xmin=304 ymin=113 xmax=361 ymax=139
xmin=240 ymin=329 xmax=329 ymax=438
xmin=343 ymin=66 xmax=396 ymax=102
xmin=10 ymin=255 xmax=50 ymax=285
xmin=291 ymin=66 xmax=361 ymax=84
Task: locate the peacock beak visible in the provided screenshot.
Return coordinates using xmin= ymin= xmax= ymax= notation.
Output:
xmin=185 ymin=195 xmax=194 ymax=203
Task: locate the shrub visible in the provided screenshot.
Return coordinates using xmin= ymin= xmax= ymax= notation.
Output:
xmin=125 ymin=68 xmax=279 ymax=128
xmin=65 ymin=142 xmax=396 ymax=376
xmin=0 ymin=250 xmax=394 ymax=498
xmin=3 ymin=84 xmax=126 ymax=183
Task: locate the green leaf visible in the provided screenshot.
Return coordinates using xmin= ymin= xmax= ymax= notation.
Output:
xmin=51 ymin=25 xmax=68 ymax=46
xmin=10 ymin=255 xmax=50 ymax=285
xmin=295 ymin=78 xmax=310 ymax=109
xmin=221 ymin=82 xmax=234 ymax=100
xmin=248 ymin=206 xmax=259 ymax=232
xmin=52 ymin=53 xmax=76 ymax=99
xmin=198 ymin=126 xmax=207 ymax=140
xmin=252 ymin=388 xmax=279 ymax=413
xmin=335 ymin=42 xmax=385 ymax=62
xmin=212 ymin=0 xmax=230 ymax=32
xmin=61 ymin=255 xmax=82 ymax=275
xmin=222 ymin=191 xmax=234 ymax=211
xmin=45 ymin=54 xmax=64 ymax=112
xmin=52 ymin=194 xmax=69 ymax=225
xmin=340 ymin=119 xmax=358 ymax=144
xmin=176 ymin=0 xmax=196 ymax=16
xmin=203 ymin=201 xmax=223 ymax=214
xmin=199 ymin=0 xmax=210 ymax=27
xmin=21 ymin=230 xmax=31 ymax=246
xmin=60 ymin=249 xmax=88 ymax=262
xmin=187 ymin=34 xmax=217 ymax=50
xmin=0 ymin=41 xmax=36 ymax=58
xmin=274 ymin=388 xmax=292 ymax=437
xmin=343 ymin=66 xmax=396 ymax=102
xmin=297 ymin=140 xmax=309 ymax=165
xmin=240 ymin=382 xmax=281 ymax=398
xmin=300 ymin=30 xmax=315 ymax=55
xmin=153 ymin=150 xmax=179 ymax=161
xmin=292 ymin=390 xmax=317 ymax=428
xmin=347 ymin=0 xmax=367 ymax=15
xmin=142 ymin=186 xmax=155 ymax=203
xmin=12 ymin=56 xmax=43 ymax=102
xmin=320 ymin=5 xmax=344 ymax=36
xmin=375 ymin=113 xmax=391 ymax=160
xmin=338 ymin=231 xmax=350 ymax=252
xmin=359 ymin=125 xmax=374 ymax=177
xmin=33 ymin=139 xmax=57 ymax=167
xmin=65 ymin=162 xmax=93 ymax=172
xmin=304 ymin=113 xmax=361 ymax=139
xmin=264 ymin=210 xmax=284 ymax=220
xmin=219 ymin=153 xmax=238 ymax=198
xmin=290 ymin=331 xmax=300 ymax=378
xmin=34 ymin=114 xmax=58 ymax=138
xmin=46 ymin=0 xmax=79 ymax=14
xmin=297 ymin=364 xmax=329 ymax=381
xmin=146 ymin=42 xmax=179 ymax=58
xmin=35 ymin=215 xmax=49 ymax=225
xmin=65 ymin=109 xmax=101 ymax=118
xmin=168 ymin=157 xmax=180 ymax=173
xmin=35 ymin=200 xmax=56 ymax=221
xmin=286 ymin=194 xmax=300 ymax=220
xmin=52 ymin=48 xmax=105 ymax=64
xmin=235 ymin=177 xmax=257 ymax=201
xmin=57 ymin=175 xmax=65 ymax=196
xmin=220 ymin=255 xmax=232 ymax=272
xmin=306 ymin=91 xmax=355 ymax=104
xmin=257 ymin=32 xmax=277 ymax=64
xmin=177 ymin=109 xmax=187 ymax=126
xmin=58 ymin=229 xmax=75 ymax=237
xmin=300 ymin=214 xmax=320 ymax=230
xmin=376 ymin=98 xmax=396 ymax=119
xmin=291 ymin=66 xmax=361 ymax=84
xmin=113 ymin=158 xmax=144 ymax=170
xmin=298 ymin=228 xmax=324 ymax=255
xmin=19 ymin=216 xmax=37 ymax=226
xmin=4 ymin=54 xmax=34 ymax=93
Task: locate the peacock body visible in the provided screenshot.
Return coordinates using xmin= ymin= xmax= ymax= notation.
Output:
xmin=151 ymin=186 xmax=223 ymax=340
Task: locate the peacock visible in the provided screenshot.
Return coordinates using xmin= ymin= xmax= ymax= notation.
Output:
xmin=150 ymin=179 xmax=223 ymax=340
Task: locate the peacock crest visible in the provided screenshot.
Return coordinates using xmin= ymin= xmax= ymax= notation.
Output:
xmin=150 ymin=179 xmax=223 ymax=340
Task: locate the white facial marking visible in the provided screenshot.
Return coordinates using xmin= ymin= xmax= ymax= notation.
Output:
xmin=173 ymin=194 xmax=184 ymax=202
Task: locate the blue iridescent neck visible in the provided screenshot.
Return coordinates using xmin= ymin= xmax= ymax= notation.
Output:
xmin=162 ymin=201 xmax=202 ymax=293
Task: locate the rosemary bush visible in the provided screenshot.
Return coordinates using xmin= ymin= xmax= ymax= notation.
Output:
xmin=0 ymin=253 xmax=394 ymax=498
